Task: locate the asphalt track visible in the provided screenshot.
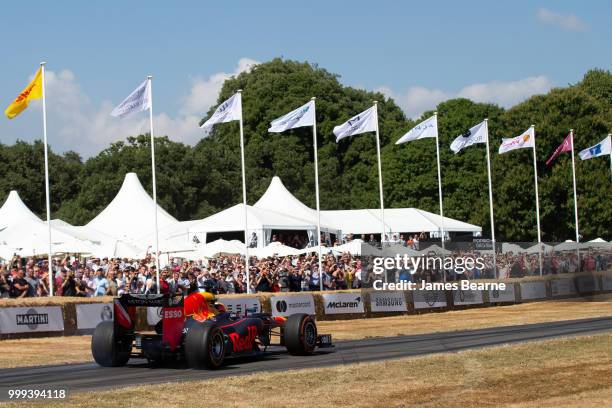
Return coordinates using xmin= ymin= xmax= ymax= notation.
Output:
xmin=2 ymin=316 xmax=612 ymax=395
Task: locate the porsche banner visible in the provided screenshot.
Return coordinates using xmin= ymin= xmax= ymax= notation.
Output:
xmin=488 ymin=285 xmax=516 ymax=303
xmin=413 ymin=289 xmax=447 ymax=309
xmin=0 ymin=306 xmax=64 ymax=334
xmin=453 ymin=289 xmax=483 ymax=306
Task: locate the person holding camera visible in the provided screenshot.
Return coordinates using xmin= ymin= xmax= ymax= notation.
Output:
xmin=62 ymin=270 xmax=77 ymax=297
xmin=255 ymin=267 xmax=273 ymax=292
xmin=10 ymin=268 xmax=29 ymax=298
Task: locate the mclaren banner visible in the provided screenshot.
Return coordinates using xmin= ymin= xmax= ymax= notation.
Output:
xmin=271 ymin=294 xmax=315 ymax=317
xmin=322 ymin=293 xmax=365 ymax=315
xmin=0 ymin=306 xmax=64 ymax=334
xmin=76 ymin=303 xmax=113 ymax=330
xmin=369 ymin=291 xmax=408 ymax=312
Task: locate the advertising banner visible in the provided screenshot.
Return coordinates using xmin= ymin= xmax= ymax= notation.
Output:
xmin=369 ymin=291 xmax=408 ymax=312
xmin=76 ymin=303 xmax=113 ymax=329
xmin=576 ymin=276 xmax=601 ymax=293
xmin=602 ymin=274 xmax=612 ymax=291
xmin=271 ymin=294 xmax=315 ymax=317
xmin=322 ymin=293 xmax=365 ymax=315
xmin=413 ymin=290 xmax=447 ymax=309
xmin=147 ymin=307 xmax=162 ymax=326
xmin=219 ymin=297 xmax=261 ymax=316
xmin=550 ymin=279 xmax=577 ymax=297
xmin=489 ymin=285 xmax=516 ymax=303
xmin=0 ymin=306 xmax=64 ymax=334
xmin=453 ymin=289 xmax=483 ymax=305
xmin=520 ymin=281 xmax=547 ymax=300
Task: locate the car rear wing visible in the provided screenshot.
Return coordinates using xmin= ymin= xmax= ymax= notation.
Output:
xmin=118 ymin=293 xmax=184 ymax=308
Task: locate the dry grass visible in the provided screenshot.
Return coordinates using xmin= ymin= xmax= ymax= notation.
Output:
xmin=4 ymin=333 xmax=612 ymax=408
xmin=320 ymin=295 xmax=612 ymax=340
xmin=0 ymin=336 xmax=92 ymax=368
xmin=1 ymin=297 xmax=611 ymax=369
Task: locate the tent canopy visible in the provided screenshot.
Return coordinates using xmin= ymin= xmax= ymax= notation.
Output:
xmin=188 ymin=204 xmax=317 ymax=235
xmin=0 ymin=191 xmax=42 ymax=229
xmin=86 ymin=173 xmax=178 ymax=243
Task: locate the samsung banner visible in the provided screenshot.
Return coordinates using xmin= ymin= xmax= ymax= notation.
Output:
xmin=271 ymin=294 xmax=315 ymax=317
xmin=370 ymin=291 xmax=408 ymax=313
xmin=322 ymin=293 xmax=365 ymax=315
xmin=413 ymin=290 xmax=447 ymax=309
xmin=489 ymin=285 xmax=516 ymax=303
xmin=0 ymin=306 xmax=64 ymax=334
xmin=76 ymin=303 xmax=113 ymax=330
xmin=520 ymin=282 xmax=547 ymax=300
xmin=220 ymin=297 xmax=261 ymax=316
xmin=550 ymin=279 xmax=578 ymax=297
xmin=453 ymin=289 xmax=483 ymax=306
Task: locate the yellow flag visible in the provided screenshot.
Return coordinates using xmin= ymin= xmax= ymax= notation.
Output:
xmin=4 ymin=67 xmax=43 ymax=119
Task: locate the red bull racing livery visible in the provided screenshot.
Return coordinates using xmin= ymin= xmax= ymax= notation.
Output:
xmin=91 ymin=292 xmax=333 ymax=369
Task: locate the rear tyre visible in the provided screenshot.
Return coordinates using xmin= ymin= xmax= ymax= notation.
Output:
xmin=184 ymin=323 xmax=226 ymax=369
xmin=91 ymin=321 xmax=132 ymax=367
xmin=284 ymin=313 xmax=317 ymax=356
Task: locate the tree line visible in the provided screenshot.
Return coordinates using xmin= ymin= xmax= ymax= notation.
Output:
xmin=0 ymin=59 xmax=610 ymax=241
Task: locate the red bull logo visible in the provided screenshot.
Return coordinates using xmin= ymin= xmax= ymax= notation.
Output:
xmin=228 ymin=325 xmax=258 ymax=352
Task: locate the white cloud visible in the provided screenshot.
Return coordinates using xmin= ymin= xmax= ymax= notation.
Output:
xmin=536 ymin=8 xmax=587 ymax=31
xmin=4 ymin=58 xmax=258 ymax=157
xmin=378 ymin=76 xmax=553 ymax=119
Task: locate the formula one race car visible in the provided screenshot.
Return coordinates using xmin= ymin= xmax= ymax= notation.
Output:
xmin=91 ymin=292 xmax=332 ymax=369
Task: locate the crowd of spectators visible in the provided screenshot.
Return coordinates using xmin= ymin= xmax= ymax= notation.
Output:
xmin=0 ymin=241 xmax=610 ymax=299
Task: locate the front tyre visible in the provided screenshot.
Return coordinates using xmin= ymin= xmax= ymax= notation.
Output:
xmin=184 ymin=323 xmax=226 ymax=369
xmin=91 ymin=321 xmax=132 ymax=367
xmin=284 ymin=314 xmax=317 ymax=355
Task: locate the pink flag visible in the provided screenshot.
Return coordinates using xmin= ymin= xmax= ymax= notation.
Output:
xmin=546 ymin=133 xmax=573 ymax=166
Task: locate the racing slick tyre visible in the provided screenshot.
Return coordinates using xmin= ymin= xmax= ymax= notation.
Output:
xmin=284 ymin=313 xmax=317 ymax=356
xmin=91 ymin=321 xmax=132 ymax=367
xmin=185 ymin=322 xmax=226 ymax=369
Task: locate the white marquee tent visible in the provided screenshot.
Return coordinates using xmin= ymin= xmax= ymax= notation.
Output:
xmin=86 ymin=173 xmax=179 ymax=243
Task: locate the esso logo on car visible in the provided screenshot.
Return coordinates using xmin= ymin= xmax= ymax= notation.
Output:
xmin=163 ymin=309 xmax=183 ymax=319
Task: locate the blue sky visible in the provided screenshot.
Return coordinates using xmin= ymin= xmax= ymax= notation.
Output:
xmin=0 ymin=1 xmax=609 ymax=156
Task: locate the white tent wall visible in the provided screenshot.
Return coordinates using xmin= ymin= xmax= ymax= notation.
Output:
xmin=0 ymin=190 xmax=43 ymax=228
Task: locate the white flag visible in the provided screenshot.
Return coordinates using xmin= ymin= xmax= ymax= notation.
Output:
xmin=450 ymin=120 xmax=487 ymax=153
xmin=395 ymin=115 xmax=437 ymax=145
xmin=499 ymin=127 xmax=535 ymax=154
xmin=268 ymin=100 xmax=315 ymax=133
xmin=200 ymin=93 xmax=242 ymax=130
xmin=111 ymin=79 xmax=151 ymax=118
xmin=333 ymin=106 xmax=377 ymax=142
xmin=579 ymin=135 xmax=611 ymax=160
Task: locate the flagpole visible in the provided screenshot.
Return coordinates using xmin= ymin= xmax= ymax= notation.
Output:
xmin=531 ymin=125 xmax=543 ymax=276
xmin=40 ymin=62 xmax=54 ymax=297
xmin=569 ymin=129 xmax=580 ymax=269
xmin=484 ymin=119 xmax=497 ymax=279
xmin=609 ymin=134 xmax=612 ymax=183
xmin=373 ymin=101 xmax=386 ymax=249
xmin=311 ymin=98 xmax=324 ymax=292
xmin=434 ymin=112 xmax=446 ymax=250
xmin=237 ymin=90 xmax=250 ymax=294
xmin=147 ymin=76 xmax=161 ymax=293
